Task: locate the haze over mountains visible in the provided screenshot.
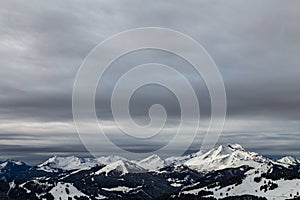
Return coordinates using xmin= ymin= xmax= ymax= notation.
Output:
xmin=0 ymin=144 xmax=299 ymax=200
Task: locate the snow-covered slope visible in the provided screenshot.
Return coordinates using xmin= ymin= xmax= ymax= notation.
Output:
xmin=95 ymin=160 xmax=146 ymax=176
xmin=182 ymin=173 xmax=300 ymax=200
xmin=184 ymin=144 xmax=271 ymax=173
xmin=49 ymin=182 xmax=92 ymax=200
xmin=178 ymin=145 xmax=300 ymax=200
xmin=137 ymin=154 xmax=165 ymax=171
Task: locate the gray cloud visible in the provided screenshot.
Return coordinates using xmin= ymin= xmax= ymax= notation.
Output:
xmin=0 ymin=0 xmax=300 ymax=163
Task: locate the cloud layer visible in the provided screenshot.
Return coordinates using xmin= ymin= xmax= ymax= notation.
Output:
xmin=0 ymin=0 xmax=299 ymax=164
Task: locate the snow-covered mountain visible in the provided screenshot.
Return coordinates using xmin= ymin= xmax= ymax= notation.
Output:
xmin=37 ymin=155 xmax=128 ymax=172
xmin=94 ymin=160 xmax=146 ymax=176
xmin=0 ymin=144 xmax=299 ymax=200
xmin=37 ymin=156 xmax=99 ymax=172
xmin=184 ymin=144 xmax=271 ymax=173
xmin=0 ymin=160 xmax=30 ymax=180
xmin=0 ymin=160 xmax=26 ymax=170
xmin=136 ymin=154 xmax=165 ymax=170
xmin=277 ymin=156 xmax=300 ymax=166
xmin=96 ymin=155 xmax=128 ymax=165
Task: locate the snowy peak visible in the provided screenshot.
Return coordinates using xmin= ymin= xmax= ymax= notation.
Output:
xmin=227 ymin=144 xmax=245 ymax=151
xmin=37 ymin=155 xmax=129 ymax=172
xmin=96 ymin=155 xmax=127 ymax=165
xmin=204 ymin=144 xmax=259 ymax=160
xmin=0 ymin=160 xmax=27 ymax=170
xmin=137 ymin=154 xmax=165 ymax=170
xmin=184 ymin=144 xmax=269 ymax=172
xmin=0 ymin=160 xmax=30 ymax=179
xmin=202 ymin=144 xmax=247 ymax=158
xmin=95 ymin=160 xmax=146 ymax=176
xmin=277 ymin=156 xmax=300 ymax=166
xmin=37 ymin=156 xmax=98 ymax=172
xmin=163 ymin=144 xmax=251 ymax=169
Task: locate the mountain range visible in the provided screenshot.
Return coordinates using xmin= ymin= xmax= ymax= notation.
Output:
xmin=0 ymin=144 xmax=299 ymax=200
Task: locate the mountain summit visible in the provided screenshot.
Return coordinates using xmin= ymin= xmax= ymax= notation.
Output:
xmin=184 ymin=144 xmax=269 ymax=172
xmin=137 ymin=154 xmax=165 ymax=170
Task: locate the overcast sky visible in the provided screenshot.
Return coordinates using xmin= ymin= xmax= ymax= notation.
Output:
xmin=0 ymin=0 xmax=300 ymax=164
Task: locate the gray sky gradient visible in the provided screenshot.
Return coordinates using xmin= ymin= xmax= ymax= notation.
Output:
xmin=0 ymin=0 xmax=300 ymax=164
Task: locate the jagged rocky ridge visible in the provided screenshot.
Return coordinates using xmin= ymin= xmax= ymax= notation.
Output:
xmin=0 ymin=144 xmax=299 ymax=200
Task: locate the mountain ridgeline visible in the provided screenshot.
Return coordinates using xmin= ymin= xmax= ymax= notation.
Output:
xmin=0 ymin=144 xmax=300 ymax=200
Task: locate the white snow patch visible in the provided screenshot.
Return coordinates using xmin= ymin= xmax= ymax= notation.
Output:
xmin=19 ymin=182 xmax=31 ymax=193
xmin=102 ymin=186 xmax=142 ymax=193
xmin=49 ymin=182 xmax=90 ymax=200
xmin=95 ymin=194 xmax=108 ymax=199
xmin=171 ymin=183 xmax=182 ymax=187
